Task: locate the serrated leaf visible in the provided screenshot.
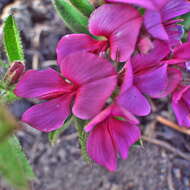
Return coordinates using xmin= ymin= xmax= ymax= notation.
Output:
xmin=70 ymin=0 xmax=94 ymax=16
xmin=74 ymin=117 xmax=91 ymax=163
xmin=52 ymin=0 xmax=89 ymax=33
xmin=0 ymin=103 xmax=19 ymax=142
xmin=48 ymin=115 xmax=74 ymax=145
xmin=3 ymin=15 xmax=24 ymax=63
xmin=0 ymin=136 xmax=35 ymax=190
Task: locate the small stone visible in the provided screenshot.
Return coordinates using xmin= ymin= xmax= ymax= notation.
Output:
xmin=184 ymin=177 xmax=190 ymax=187
xmin=43 ymin=166 xmax=50 ymax=173
xmin=111 ymin=184 xmax=122 ymax=190
xmin=161 ymin=150 xmax=167 ymax=158
xmin=160 ymin=167 xmax=166 ymax=174
xmin=50 ymin=156 xmax=57 ymax=164
xmin=58 ymin=149 xmax=66 ymax=159
xmin=160 ymin=173 xmax=166 ymax=181
xmin=173 ymin=168 xmax=181 ymax=179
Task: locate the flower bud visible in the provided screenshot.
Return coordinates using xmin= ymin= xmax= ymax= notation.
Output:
xmin=138 ymin=36 xmax=153 ymax=54
xmin=5 ymin=61 xmax=25 ymax=84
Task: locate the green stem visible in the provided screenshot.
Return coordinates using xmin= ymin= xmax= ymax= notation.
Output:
xmin=74 ymin=117 xmax=91 ymax=163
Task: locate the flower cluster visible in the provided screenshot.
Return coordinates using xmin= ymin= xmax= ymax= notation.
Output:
xmin=15 ymin=0 xmax=190 ymax=171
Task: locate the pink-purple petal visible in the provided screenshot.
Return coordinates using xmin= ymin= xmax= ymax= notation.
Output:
xmin=105 ymin=0 xmax=169 ymax=10
xmin=87 ymin=122 xmax=117 ymax=171
xmin=134 ymin=64 xmax=168 ymax=98
xmin=144 ymin=10 xmax=169 ymax=41
xmin=165 ymin=23 xmax=184 ymax=47
xmin=172 ymin=86 xmax=190 ymax=103
xmin=73 ymin=76 xmax=117 ymax=119
xmin=60 ymin=52 xmax=116 ymax=85
xmin=172 ymin=100 xmax=190 ymax=127
xmin=22 ymin=95 xmax=73 ymax=132
xmin=157 ymin=67 xmax=182 ymax=97
xmin=138 ymin=36 xmax=154 ymax=54
xmin=112 ymin=104 xmax=139 ymax=125
xmin=89 ymin=4 xmax=142 ymax=61
xmin=56 ymin=34 xmax=106 ymax=65
xmin=117 ymin=86 xmax=151 ymax=116
xmin=109 ymin=17 xmax=142 ymax=61
xmin=109 ymin=118 xmax=141 ymax=159
xmin=15 ymin=68 xmax=72 ymax=99
xmin=162 ymin=0 xmax=190 ymax=21
xmin=173 ymin=42 xmax=190 ymax=60
xmin=132 ymin=40 xmax=170 ymax=72
xmin=85 ymin=106 xmax=112 ymax=132
xmin=120 ymin=61 xmax=133 ymax=94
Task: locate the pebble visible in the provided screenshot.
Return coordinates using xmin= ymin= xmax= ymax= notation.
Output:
xmin=58 ymin=149 xmax=66 ymax=159
xmin=111 ymin=184 xmax=122 ymax=190
xmin=173 ymin=168 xmax=181 ymax=179
xmin=183 ymin=177 xmax=190 ymax=187
xmin=161 ymin=150 xmax=167 ymax=158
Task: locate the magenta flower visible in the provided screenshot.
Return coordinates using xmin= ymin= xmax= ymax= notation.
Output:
xmin=105 ymin=0 xmax=170 ymax=10
xmin=172 ymin=85 xmax=190 ymax=127
xmin=85 ymin=103 xmax=140 ymax=171
xmin=56 ymin=34 xmax=107 ymax=65
xmin=15 ymin=52 xmax=117 ymax=132
xmin=144 ymin=0 xmax=190 ymax=46
xmin=57 ymin=3 xmax=143 ymax=63
xmin=166 ymin=35 xmax=190 ymax=70
xmin=117 ymin=40 xmax=182 ymax=116
xmin=173 ymin=40 xmax=190 ymax=61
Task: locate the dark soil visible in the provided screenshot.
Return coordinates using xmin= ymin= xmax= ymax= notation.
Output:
xmin=0 ymin=1 xmax=190 ymax=190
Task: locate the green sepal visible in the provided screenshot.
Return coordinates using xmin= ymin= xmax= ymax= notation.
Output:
xmin=182 ymin=13 xmax=190 ymax=30
xmin=3 ymin=15 xmax=24 ymax=63
xmin=0 ymin=136 xmax=35 ymax=190
xmin=70 ymin=0 xmax=94 ymax=16
xmin=74 ymin=117 xmax=91 ymax=163
xmin=133 ymin=139 xmax=143 ymax=147
xmin=52 ymin=0 xmax=89 ymax=33
xmin=48 ymin=115 xmax=74 ymax=146
xmin=0 ymin=81 xmax=19 ymax=103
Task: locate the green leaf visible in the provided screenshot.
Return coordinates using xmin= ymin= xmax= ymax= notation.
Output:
xmin=0 ymin=136 xmax=35 ymax=190
xmin=48 ymin=116 xmax=74 ymax=145
xmin=3 ymin=15 xmax=24 ymax=63
xmin=74 ymin=117 xmax=91 ymax=163
xmin=133 ymin=139 xmax=143 ymax=147
xmin=183 ymin=13 xmax=190 ymax=30
xmin=70 ymin=0 xmax=94 ymax=16
xmin=52 ymin=0 xmax=89 ymax=33
xmin=0 ymin=103 xmax=19 ymax=142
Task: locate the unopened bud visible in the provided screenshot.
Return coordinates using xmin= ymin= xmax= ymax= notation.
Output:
xmin=4 ymin=61 xmax=25 ymax=84
xmin=138 ymin=36 xmax=154 ymax=54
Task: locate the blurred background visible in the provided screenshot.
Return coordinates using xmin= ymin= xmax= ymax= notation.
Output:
xmin=0 ymin=0 xmax=190 ymax=190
